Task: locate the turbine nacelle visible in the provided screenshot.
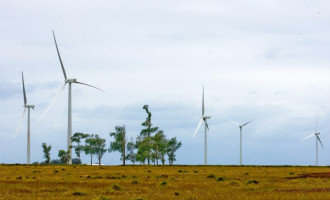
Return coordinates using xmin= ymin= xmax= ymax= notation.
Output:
xmin=202 ymin=116 xmax=211 ymax=120
xmin=66 ymin=79 xmax=77 ymax=83
xmin=24 ymin=105 xmax=35 ymax=110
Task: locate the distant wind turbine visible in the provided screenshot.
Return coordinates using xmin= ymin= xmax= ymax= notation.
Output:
xmin=192 ymin=86 xmax=211 ymax=165
xmin=226 ymin=117 xmax=254 ymax=165
xmin=38 ymin=30 xmax=103 ymax=164
xmin=301 ymin=113 xmax=324 ymax=166
xmin=16 ymin=72 xmax=35 ymax=164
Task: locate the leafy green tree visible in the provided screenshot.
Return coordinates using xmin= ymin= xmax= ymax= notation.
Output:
xmin=135 ymin=136 xmax=149 ymax=165
xmin=84 ymin=134 xmax=97 ymax=165
xmin=94 ymin=135 xmax=107 ymax=165
xmin=153 ymin=131 xmax=168 ymax=165
xmin=109 ymin=125 xmax=126 ymax=165
xmin=166 ymin=137 xmax=182 ymax=165
xmin=125 ymin=137 xmax=136 ymax=164
xmin=71 ymin=132 xmax=89 ymax=162
xmin=139 ymin=105 xmax=159 ymax=165
xmin=58 ymin=149 xmax=71 ymax=164
xmin=42 ymin=143 xmax=51 ymax=164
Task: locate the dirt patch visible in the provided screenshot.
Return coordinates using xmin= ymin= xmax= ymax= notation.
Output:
xmin=287 ymin=172 xmax=330 ymax=179
xmin=276 ymin=188 xmax=330 ymax=192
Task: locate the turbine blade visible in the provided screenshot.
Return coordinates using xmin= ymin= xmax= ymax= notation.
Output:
xmin=202 ymin=86 xmax=204 ymax=116
xmin=242 ymin=119 xmax=255 ymax=127
xmin=15 ymin=108 xmax=26 ymax=138
xmin=21 ymin=72 xmax=27 ymax=106
xmin=52 ymin=30 xmax=67 ymax=80
xmin=225 ymin=117 xmax=240 ymax=126
xmin=192 ymin=118 xmax=203 ymax=138
xmin=300 ymin=133 xmax=315 ymax=141
xmin=75 ymin=81 xmax=104 ymax=92
xmin=317 ymin=135 xmax=324 ymax=149
xmin=205 ymin=119 xmax=209 ymax=130
xmin=38 ymin=83 xmax=66 ymax=122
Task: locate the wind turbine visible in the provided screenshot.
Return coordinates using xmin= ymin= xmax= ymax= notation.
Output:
xmin=301 ymin=114 xmax=324 ymax=166
xmin=39 ymin=30 xmax=103 ymax=164
xmin=15 ymin=72 xmax=35 ymax=164
xmin=192 ymin=86 xmax=211 ymax=165
xmin=226 ymin=117 xmax=254 ymax=165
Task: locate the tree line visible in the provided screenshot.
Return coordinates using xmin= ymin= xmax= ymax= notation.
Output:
xmin=40 ymin=105 xmax=182 ymax=165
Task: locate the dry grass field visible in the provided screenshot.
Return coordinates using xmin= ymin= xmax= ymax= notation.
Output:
xmin=0 ymin=164 xmax=329 ymax=200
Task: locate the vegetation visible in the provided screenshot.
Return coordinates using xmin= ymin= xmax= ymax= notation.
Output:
xmin=83 ymin=134 xmax=107 ymax=165
xmin=39 ymin=105 xmax=181 ymax=165
xmin=58 ymin=149 xmax=71 ymax=164
xmin=41 ymin=143 xmax=51 ymax=164
xmin=1 ymin=165 xmax=330 ymax=199
xmin=71 ymin=132 xmax=89 ymax=162
xmin=109 ymin=125 xmax=126 ymax=165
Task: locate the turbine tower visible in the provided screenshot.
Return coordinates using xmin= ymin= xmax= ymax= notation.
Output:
xmin=16 ymin=72 xmax=35 ymax=164
xmin=226 ymin=117 xmax=254 ymax=165
xmin=192 ymin=86 xmax=210 ymax=165
xmin=39 ymin=30 xmax=103 ymax=164
xmin=301 ymin=114 xmax=324 ymax=166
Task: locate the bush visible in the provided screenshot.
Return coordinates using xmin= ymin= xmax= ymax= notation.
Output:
xmin=207 ymin=174 xmax=216 ymax=178
xmin=160 ymin=181 xmax=167 ymax=185
xmin=246 ymin=179 xmax=259 ymax=185
xmin=217 ymin=177 xmax=225 ymax=181
xmin=132 ymin=180 xmax=138 ymax=184
xmin=72 ymin=192 xmax=86 ymax=196
xmin=50 ymin=159 xmax=62 ymax=164
xmin=112 ymin=184 xmax=121 ymax=191
xmin=72 ymin=158 xmax=82 ymax=164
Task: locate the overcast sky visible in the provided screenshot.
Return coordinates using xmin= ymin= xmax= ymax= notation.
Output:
xmin=1 ymin=0 xmax=330 ymax=165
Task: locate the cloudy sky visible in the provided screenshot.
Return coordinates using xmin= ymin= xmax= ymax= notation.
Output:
xmin=1 ymin=0 xmax=330 ymax=165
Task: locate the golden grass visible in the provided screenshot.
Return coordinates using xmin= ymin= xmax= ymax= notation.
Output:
xmin=0 ymin=165 xmax=329 ymax=199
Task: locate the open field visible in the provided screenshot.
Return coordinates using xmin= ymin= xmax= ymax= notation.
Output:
xmin=0 ymin=165 xmax=329 ymax=200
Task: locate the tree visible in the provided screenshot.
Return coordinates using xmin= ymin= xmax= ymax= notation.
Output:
xmin=94 ymin=135 xmax=107 ymax=165
xmin=58 ymin=149 xmax=71 ymax=164
xmin=153 ymin=131 xmax=168 ymax=165
xmin=166 ymin=137 xmax=182 ymax=165
xmin=125 ymin=137 xmax=136 ymax=164
xmin=109 ymin=125 xmax=126 ymax=165
xmin=71 ymin=132 xmax=89 ymax=162
xmin=84 ymin=134 xmax=107 ymax=165
xmin=42 ymin=143 xmax=51 ymax=164
xmin=139 ymin=105 xmax=159 ymax=165
xmin=135 ymin=136 xmax=149 ymax=165
xmin=84 ymin=134 xmax=97 ymax=165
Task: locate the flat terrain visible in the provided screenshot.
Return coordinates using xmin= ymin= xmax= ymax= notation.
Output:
xmin=0 ymin=165 xmax=329 ymax=200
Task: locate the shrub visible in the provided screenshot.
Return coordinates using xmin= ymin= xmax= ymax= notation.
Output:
xmin=132 ymin=180 xmax=138 ymax=184
xmin=246 ymin=179 xmax=259 ymax=185
xmin=160 ymin=181 xmax=167 ymax=185
xmin=72 ymin=192 xmax=85 ymax=196
xmin=112 ymin=184 xmax=121 ymax=191
xmin=217 ymin=177 xmax=225 ymax=181
xmin=207 ymin=174 xmax=216 ymax=178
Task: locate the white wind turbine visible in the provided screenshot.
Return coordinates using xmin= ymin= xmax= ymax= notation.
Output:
xmin=301 ymin=114 xmax=324 ymax=166
xmin=192 ymin=86 xmax=211 ymax=165
xmin=226 ymin=117 xmax=254 ymax=165
xmin=15 ymin=72 xmax=35 ymax=164
xmin=38 ymin=30 xmax=103 ymax=164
